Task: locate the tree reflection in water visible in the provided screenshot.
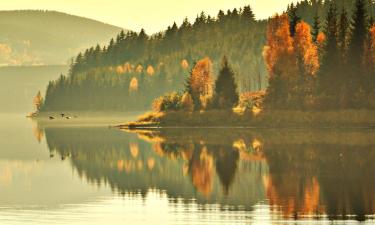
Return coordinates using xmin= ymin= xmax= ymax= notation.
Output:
xmin=36 ymin=124 xmax=375 ymax=221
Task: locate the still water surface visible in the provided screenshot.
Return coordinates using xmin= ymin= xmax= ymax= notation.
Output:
xmin=0 ymin=113 xmax=374 ymax=224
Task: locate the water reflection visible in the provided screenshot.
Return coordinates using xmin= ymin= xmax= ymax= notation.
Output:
xmin=38 ymin=124 xmax=375 ymax=222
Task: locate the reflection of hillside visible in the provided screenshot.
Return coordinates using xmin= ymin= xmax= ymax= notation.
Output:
xmin=260 ymin=131 xmax=375 ymax=221
xmin=130 ymin=128 xmax=375 ymax=220
xmin=43 ymin=127 xmax=375 ymax=220
xmin=44 ymin=127 xmax=267 ymax=209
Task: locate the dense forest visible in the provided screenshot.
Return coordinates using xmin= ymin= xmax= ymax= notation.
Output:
xmin=41 ymin=5 xmax=266 ymax=111
xmin=41 ymin=0 xmax=375 ymax=112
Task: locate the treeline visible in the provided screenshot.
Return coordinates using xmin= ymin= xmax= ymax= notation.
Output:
xmin=41 ymin=6 xmax=266 ymax=111
xmin=264 ymin=0 xmax=375 ymax=110
xmin=41 ymin=0 xmax=375 ymax=112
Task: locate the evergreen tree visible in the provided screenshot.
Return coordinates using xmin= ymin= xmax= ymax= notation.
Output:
xmin=214 ymin=56 xmax=239 ymax=109
xmin=318 ymin=2 xmax=340 ymax=108
xmin=312 ymin=13 xmax=321 ymax=42
xmin=346 ymin=0 xmax=368 ymax=107
xmin=288 ymin=3 xmax=301 ymax=36
xmin=241 ymin=5 xmax=255 ymax=22
xmin=339 ymin=7 xmax=350 ymax=52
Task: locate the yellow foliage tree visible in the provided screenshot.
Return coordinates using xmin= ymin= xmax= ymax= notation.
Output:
xmin=33 ymin=91 xmax=43 ymax=111
xmin=263 ymin=14 xmax=296 ymax=81
xmin=294 ymin=21 xmax=320 ymax=75
xmin=180 ymin=92 xmax=194 ymax=112
xmin=190 ymin=57 xmax=214 ymax=108
xmin=116 ymin=65 xmax=125 ymax=74
xmin=129 ymin=77 xmax=138 ymax=92
xmin=181 ymin=59 xmax=189 ymax=69
xmin=146 ymin=65 xmax=155 ymax=76
xmin=136 ymin=65 xmax=143 ymax=73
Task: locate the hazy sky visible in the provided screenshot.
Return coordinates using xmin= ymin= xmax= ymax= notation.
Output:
xmin=2 ymin=0 xmax=298 ymax=34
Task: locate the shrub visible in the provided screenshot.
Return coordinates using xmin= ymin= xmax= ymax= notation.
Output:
xmin=152 ymin=92 xmax=182 ymax=112
xmin=180 ymin=92 xmax=194 ymax=112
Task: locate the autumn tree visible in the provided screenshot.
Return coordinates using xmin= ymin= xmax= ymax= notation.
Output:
xmin=364 ymin=24 xmax=375 ymax=107
xmin=263 ymin=14 xmax=296 ymax=109
xmin=190 ymin=57 xmax=214 ymax=110
xmin=129 ymin=77 xmax=139 ymax=92
xmin=213 ymin=56 xmax=239 ymax=109
xmin=181 ymin=92 xmax=194 ymax=112
xmin=33 ymin=91 xmax=43 ymax=111
xmin=294 ymin=21 xmax=320 ymax=108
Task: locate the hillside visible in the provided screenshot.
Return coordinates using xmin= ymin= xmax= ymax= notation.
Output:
xmin=0 ymin=10 xmax=123 ymax=66
xmin=40 ymin=0 xmax=375 ymax=112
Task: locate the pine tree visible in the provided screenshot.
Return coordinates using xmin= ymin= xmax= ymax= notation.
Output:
xmin=339 ymin=7 xmax=349 ymax=53
xmin=214 ymin=56 xmax=239 ymax=109
xmin=288 ymin=3 xmax=301 ymax=36
xmin=312 ymin=13 xmax=321 ymax=42
xmin=346 ymin=0 xmax=368 ymax=107
xmin=318 ymin=2 xmax=340 ymax=107
xmin=241 ymin=5 xmax=255 ymax=22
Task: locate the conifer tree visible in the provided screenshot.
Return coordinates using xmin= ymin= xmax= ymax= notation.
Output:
xmin=288 ymin=3 xmax=301 ymax=36
xmin=318 ymin=2 xmax=340 ymax=107
xmin=347 ymin=0 xmax=368 ymax=107
xmin=214 ymin=56 xmax=239 ymax=109
xmin=312 ymin=13 xmax=321 ymax=42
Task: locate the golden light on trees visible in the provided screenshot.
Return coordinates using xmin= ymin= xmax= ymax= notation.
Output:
xmin=136 ymin=64 xmax=143 ymax=73
xmin=33 ymin=91 xmax=43 ymax=111
xmin=146 ymin=65 xmax=155 ymax=76
xmin=263 ymin=14 xmax=296 ymax=80
xmin=181 ymin=59 xmax=189 ymax=69
xmin=316 ymin=32 xmax=326 ymax=45
xmin=116 ymin=65 xmax=125 ymax=74
xmin=129 ymin=77 xmax=139 ymax=92
xmin=294 ymin=21 xmax=319 ymax=75
xmin=123 ymin=62 xmax=133 ymax=73
xmin=191 ymin=57 xmax=214 ymax=106
xmin=180 ymin=92 xmax=194 ymax=112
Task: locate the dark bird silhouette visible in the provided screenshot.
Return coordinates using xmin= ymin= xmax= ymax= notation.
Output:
xmin=49 ymin=116 xmax=55 ymax=120
xmin=60 ymin=113 xmax=65 ymax=118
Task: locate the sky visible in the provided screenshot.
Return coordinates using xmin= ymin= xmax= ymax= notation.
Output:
xmin=2 ymin=0 xmax=298 ymax=34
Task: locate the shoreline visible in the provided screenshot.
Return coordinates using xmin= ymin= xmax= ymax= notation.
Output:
xmin=117 ymin=109 xmax=375 ymax=130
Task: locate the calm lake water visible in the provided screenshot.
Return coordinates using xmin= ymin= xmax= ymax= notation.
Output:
xmin=0 ymin=113 xmax=374 ymax=224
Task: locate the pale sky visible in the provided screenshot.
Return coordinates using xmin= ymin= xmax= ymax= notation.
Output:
xmin=2 ymin=0 xmax=298 ymax=34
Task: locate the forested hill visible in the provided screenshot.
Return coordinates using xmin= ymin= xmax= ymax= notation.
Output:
xmin=41 ymin=0 xmax=375 ymax=112
xmin=42 ymin=6 xmax=267 ymax=111
xmin=0 ymin=10 xmax=122 ymax=66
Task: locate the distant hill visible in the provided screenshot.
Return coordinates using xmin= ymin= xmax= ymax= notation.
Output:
xmin=0 ymin=10 xmax=123 ymax=66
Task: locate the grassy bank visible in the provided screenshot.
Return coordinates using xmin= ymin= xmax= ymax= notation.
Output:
xmin=119 ymin=109 xmax=375 ymax=129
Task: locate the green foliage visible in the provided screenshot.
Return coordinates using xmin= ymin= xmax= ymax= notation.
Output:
xmin=213 ymin=56 xmax=239 ymax=109
xmin=42 ymin=5 xmax=267 ymax=111
xmin=152 ymin=92 xmax=182 ymax=112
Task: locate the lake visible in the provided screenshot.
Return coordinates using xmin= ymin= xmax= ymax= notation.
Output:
xmin=0 ymin=113 xmax=374 ymax=224
xmin=0 ymin=66 xmax=374 ymax=224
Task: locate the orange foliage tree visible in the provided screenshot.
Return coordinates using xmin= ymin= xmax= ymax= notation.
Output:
xmin=129 ymin=77 xmax=138 ymax=92
xmin=190 ymin=57 xmax=214 ymax=109
xmin=146 ymin=65 xmax=155 ymax=76
xmin=263 ymin=14 xmax=296 ymax=109
xmin=264 ymin=14 xmax=321 ymax=109
xmin=181 ymin=59 xmax=189 ymax=69
xmin=293 ymin=21 xmax=320 ymax=108
xmin=33 ymin=91 xmax=43 ymax=111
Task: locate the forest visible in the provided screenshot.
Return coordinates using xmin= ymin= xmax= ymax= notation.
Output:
xmin=39 ymin=0 xmax=375 ymax=112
